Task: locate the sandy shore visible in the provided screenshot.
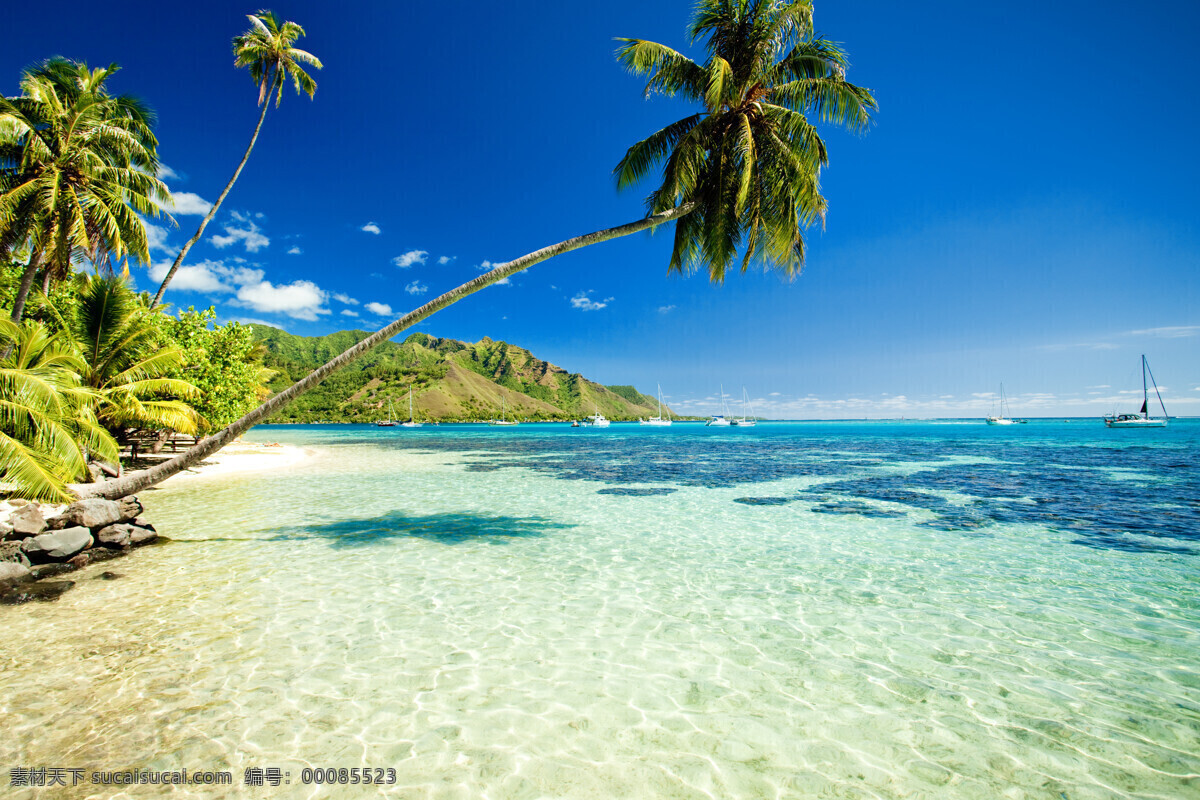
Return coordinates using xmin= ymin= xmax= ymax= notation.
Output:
xmin=148 ymin=440 xmax=313 ymax=487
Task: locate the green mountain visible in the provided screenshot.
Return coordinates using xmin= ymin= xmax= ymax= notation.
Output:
xmin=252 ymin=326 xmax=671 ymax=423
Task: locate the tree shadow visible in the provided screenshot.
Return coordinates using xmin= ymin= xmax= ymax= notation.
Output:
xmin=260 ymin=509 xmax=572 ymax=548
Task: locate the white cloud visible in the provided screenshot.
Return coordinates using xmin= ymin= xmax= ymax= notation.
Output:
xmin=361 ymin=222 xmax=381 ymax=235
xmin=657 ymin=305 xmax=676 ymax=314
xmin=210 ymin=211 xmax=269 ymax=252
xmin=157 ymin=164 xmax=180 ymax=181
xmin=1129 ymin=325 xmax=1200 ymax=338
xmin=438 ymin=255 xmax=455 ymax=265
xmin=235 ymin=279 xmax=329 ymax=321
xmin=170 ymin=192 xmax=214 ymax=216
xmin=392 ymin=250 xmax=428 ymax=268
xmin=287 ymin=246 xmax=302 ymax=255
xmin=478 ymin=260 xmax=494 ymax=270
xmin=145 ymin=223 xmax=173 ymax=254
xmin=571 ymin=292 xmax=609 ymax=311
xmin=364 ymin=301 xmax=392 ymax=316
xmin=404 ymin=280 xmax=428 ymax=296
xmin=332 ymin=293 xmax=359 ymax=305
xmin=341 ymin=309 xmax=359 ymax=317
xmin=146 ymin=259 xmax=264 ymax=294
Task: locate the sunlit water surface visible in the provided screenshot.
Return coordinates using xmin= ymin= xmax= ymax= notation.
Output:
xmin=2 ymin=420 xmax=1199 ymax=799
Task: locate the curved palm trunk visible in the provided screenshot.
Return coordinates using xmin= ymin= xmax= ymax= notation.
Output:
xmin=75 ymin=203 xmax=694 ymax=499
xmin=9 ymin=250 xmax=45 ymax=324
xmin=149 ymin=95 xmax=272 ymax=309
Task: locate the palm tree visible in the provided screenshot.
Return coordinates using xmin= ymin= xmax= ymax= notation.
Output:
xmin=0 ymin=58 xmax=169 ymax=323
xmin=149 ymin=10 xmax=322 ymax=308
xmin=73 ymin=275 xmax=202 ymax=436
xmin=0 ymin=318 xmax=118 ymax=501
xmin=78 ymin=0 xmax=873 ymax=499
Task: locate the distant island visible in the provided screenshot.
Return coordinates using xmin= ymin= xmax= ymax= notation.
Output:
xmin=253 ymin=326 xmax=676 ymax=423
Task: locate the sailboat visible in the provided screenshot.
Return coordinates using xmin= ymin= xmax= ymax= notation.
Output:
xmin=640 ymin=384 xmax=672 ymax=426
xmin=1104 ymin=355 xmax=1169 ymax=428
xmin=489 ymin=396 xmax=518 ymax=426
xmin=985 ymin=384 xmax=1015 ymax=425
xmin=400 ymin=385 xmax=422 ymax=427
xmin=376 ymin=399 xmax=397 ymax=427
xmin=706 ymin=384 xmax=731 ymax=426
xmin=731 ymin=386 xmax=756 ymax=427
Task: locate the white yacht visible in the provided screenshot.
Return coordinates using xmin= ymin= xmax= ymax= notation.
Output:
xmin=581 ymin=407 xmax=610 ymax=427
xmin=1104 ymin=355 xmax=1169 ymax=428
xmin=731 ymin=386 xmax=757 ymax=427
xmin=489 ymin=397 xmax=519 ymax=425
xmin=985 ymin=384 xmax=1016 ymax=425
xmin=640 ymin=384 xmax=672 ymax=426
xmin=400 ymin=385 xmax=422 ymax=427
xmin=706 ymin=384 xmax=731 ymax=426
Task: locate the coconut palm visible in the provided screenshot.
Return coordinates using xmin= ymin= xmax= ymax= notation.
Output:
xmin=0 ymin=318 xmax=118 ymax=501
xmin=74 ymin=275 xmax=202 ymax=435
xmin=0 ymin=58 xmax=169 ymax=323
xmin=150 ymin=10 xmax=322 ymax=308
xmin=79 ymin=0 xmax=873 ymax=499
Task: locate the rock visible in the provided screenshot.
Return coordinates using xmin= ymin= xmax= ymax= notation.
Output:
xmin=0 ymin=561 xmax=31 ymax=584
xmin=29 ymin=562 xmax=76 ymax=580
xmin=117 ymin=496 xmax=144 ymax=523
xmin=67 ymin=548 xmax=124 ymax=569
xmin=0 ymin=580 xmax=74 ymax=604
xmin=132 ymin=518 xmax=156 ymax=532
xmin=96 ymin=524 xmax=133 ymax=549
xmin=8 ymin=504 xmax=47 ymax=538
xmin=96 ymin=571 xmax=122 ymax=580
xmin=51 ymin=499 xmax=121 ymax=531
xmin=128 ymin=524 xmax=158 ymax=545
xmin=20 ymin=527 xmax=93 ymax=562
xmin=0 ymin=520 xmax=12 ymax=539
xmin=0 ymin=541 xmax=30 ymax=566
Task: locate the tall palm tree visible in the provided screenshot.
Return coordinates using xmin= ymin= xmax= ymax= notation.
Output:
xmin=0 ymin=318 xmax=118 ymax=501
xmin=73 ymin=275 xmax=202 ymax=436
xmin=0 ymin=59 xmax=169 ymax=323
xmin=149 ymin=10 xmax=321 ymax=308
xmin=79 ymin=0 xmax=873 ymax=499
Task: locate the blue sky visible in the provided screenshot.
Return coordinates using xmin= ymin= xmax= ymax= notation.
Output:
xmin=5 ymin=0 xmax=1198 ymax=418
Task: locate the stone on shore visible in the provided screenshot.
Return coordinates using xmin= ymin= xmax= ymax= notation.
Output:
xmin=0 ymin=580 xmax=74 ymax=604
xmin=20 ymin=527 xmax=93 ymax=562
xmin=0 ymin=561 xmax=31 ymax=584
xmin=96 ymin=524 xmax=133 ymax=549
xmin=51 ymin=499 xmax=122 ymax=531
xmin=1 ymin=541 xmax=30 ymax=566
xmin=128 ymin=523 xmax=158 ymax=545
xmin=9 ymin=504 xmax=47 ymax=538
xmin=67 ymin=547 xmax=125 ymax=569
xmin=117 ymin=496 xmax=144 ymax=523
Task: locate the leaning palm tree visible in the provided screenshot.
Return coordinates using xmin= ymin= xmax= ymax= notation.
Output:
xmin=150 ymin=10 xmax=321 ymax=308
xmin=74 ymin=275 xmax=202 ymax=436
xmin=79 ymin=0 xmax=873 ymax=499
xmin=0 ymin=59 xmax=169 ymax=323
xmin=0 ymin=318 xmax=118 ymax=501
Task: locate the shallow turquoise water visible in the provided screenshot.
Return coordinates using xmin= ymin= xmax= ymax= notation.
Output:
xmin=2 ymin=420 xmax=1198 ymax=798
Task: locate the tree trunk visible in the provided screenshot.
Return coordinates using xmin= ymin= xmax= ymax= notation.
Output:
xmin=74 ymin=203 xmax=695 ymax=499
xmin=9 ymin=250 xmax=44 ymax=324
xmin=149 ymin=92 xmax=273 ymax=309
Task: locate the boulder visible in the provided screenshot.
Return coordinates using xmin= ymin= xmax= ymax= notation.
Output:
xmin=0 ymin=561 xmax=31 ymax=584
xmin=0 ymin=520 xmax=13 ymax=539
xmin=20 ymin=527 xmax=93 ymax=562
xmin=29 ymin=562 xmax=76 ymax=580
xmin=51 ymin=499 xmax=122 ymax=531
xmin=128 ymin=523 xmax=158 ymax=545
xmin=8 ymin=504 xmax=47 ymax=538
xmin=0 ymin=541 xmax=29 ymax=566
xmin=117 ymin=496 xmax=144 ymax=523
xmin=67 ymin=548 xmax=124 ymax=569
xmin=96 ymin=524 xmax=133 ymax=549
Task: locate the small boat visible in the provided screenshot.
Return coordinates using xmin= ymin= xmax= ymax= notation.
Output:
xmin=489 ymin=397 xmax=519 ymax=426
xmin=376 ymin=400 xmax=398 ymax=427
xmin=731 ymin=386 xmax=757 ymax=427
xmin=1104 ymin=355 xmax=1169 ymax=428
xmin=640 ymin=384 xmax=672 ymax=426
xmin=985 ymin=384 xmax=1016 ymax=425
xmin=400 ymin=385 xmax=422 ymax=427
xmin=706 ymin=384 xmax=731 ymax=426
xmin=581 ymin=408 xmax=610 ymax=427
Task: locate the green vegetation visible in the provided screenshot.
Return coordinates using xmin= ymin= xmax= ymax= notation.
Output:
xmin=252 ymin=327 xmax=664 ymax=423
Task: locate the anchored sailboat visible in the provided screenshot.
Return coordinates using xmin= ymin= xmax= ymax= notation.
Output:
xmin=731 ymin=387 xmax=756 ymax=427
xmin=985 ymin=384 xmax=1015 ymax=425
xmin=489 ymin=396 xmax=519 ymax=425
xmin=376 ymin=399 xmax=397 ymax=427
xmin=706 ymin=384 xmax=731 ymax=427
xmin=640 ymin=384 xmax=672 ymax=426
xmin=400 ymin=385 xmax=422 ymax=427
xmin=1104 ymin=355 xmax=1169 ymax=428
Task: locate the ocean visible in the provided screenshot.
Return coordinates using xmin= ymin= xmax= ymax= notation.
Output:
xmin=2 ymin=419 xmax=1198 ymax=798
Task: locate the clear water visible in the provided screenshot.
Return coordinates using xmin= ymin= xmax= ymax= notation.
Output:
xmin=3 ymin=420 xmax=1199 ymax=799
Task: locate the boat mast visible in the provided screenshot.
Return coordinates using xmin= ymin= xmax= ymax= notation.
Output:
xmin=1144 ymin=355 xmax=1168 ymax=419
